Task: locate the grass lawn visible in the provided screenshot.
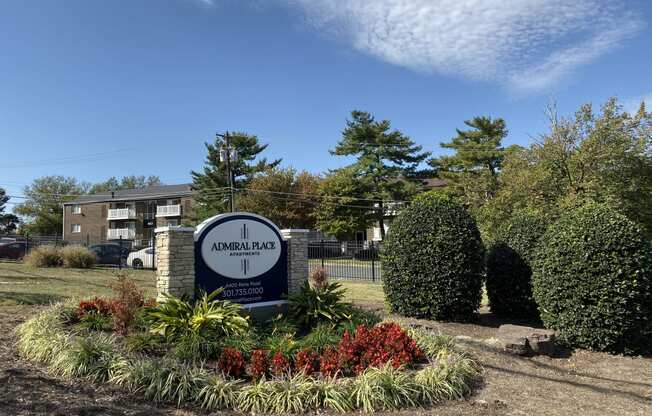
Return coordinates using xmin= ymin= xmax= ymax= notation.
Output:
xmin=0 ymin=261 xmax=156 ymax=306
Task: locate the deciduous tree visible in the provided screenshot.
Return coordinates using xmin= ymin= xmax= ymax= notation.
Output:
xmin=236 ymin=167 xmax=320 ymax=229
xmin=0 ymin=188 xmax=19 ymax=233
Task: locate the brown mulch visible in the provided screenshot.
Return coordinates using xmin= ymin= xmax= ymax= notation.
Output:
xmin=0 ymin=304 xmax=651 ymax=416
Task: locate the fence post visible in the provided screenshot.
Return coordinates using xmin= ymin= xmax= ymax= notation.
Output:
xmin=320 ymin=240 xmax=325 ymax=268
xmin=25 ymin=233 xmax=29 ymax=254
xmin=151 ymin=233 xmax=156 ymax=271
xmin=118 ymin=236 xmax=123 ymax=270
xmin=371 ymin=241 xmax=376 ymax=282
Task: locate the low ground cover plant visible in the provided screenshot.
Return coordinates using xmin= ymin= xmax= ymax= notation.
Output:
xmin=15 ymin=272 xmax=481 ymax=413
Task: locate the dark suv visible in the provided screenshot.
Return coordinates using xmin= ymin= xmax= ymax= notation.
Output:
xmin=88 ymin=244 xmax=130 ymax=266
xmin=0 ymin=241 xmax=27 ymax=260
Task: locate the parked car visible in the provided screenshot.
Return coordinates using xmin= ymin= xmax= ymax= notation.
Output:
xmin=88 ymin=244 xmax=130 ymax=266
xmin=0 ymin=241 xmax=27 ymax=260
xmin=127 ymin=247 xmax=155 ymax=269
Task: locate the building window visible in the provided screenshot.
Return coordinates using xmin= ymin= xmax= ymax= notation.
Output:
xmin=168 ymin=219 xmax=179 ymax=227
xmin=72 ymin=204 xmax=81 ymax=214
xmin=71 ymin=224 xmax=81 ymax=233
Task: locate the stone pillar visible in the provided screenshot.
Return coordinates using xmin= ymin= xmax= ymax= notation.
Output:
xmin=155 ymin=226 xmax=196 ymax=301
xmin=280 ymin=229 xmax=309 ymax=295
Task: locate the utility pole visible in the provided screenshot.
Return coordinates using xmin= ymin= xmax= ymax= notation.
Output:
xmin=218 ymin=131 xmax=238 ymax=212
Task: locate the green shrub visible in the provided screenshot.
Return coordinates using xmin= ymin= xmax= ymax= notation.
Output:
xmin=532 ymin=203 xmax=652 ymax=354
xmin=61 ymin=245 xmax=97 ymax=268
xmin=414 ymin=349 xmax=479 ymax=403
xmin=288 ymin=281 xmax=353 ymax=329
xmin=24 ymin=245 xmax=63 ymax=267
xmin=146 ymin=289 xmax=249 ymax=340
xmin=197 ymin=374 xmax=242 ymax=411
xmin=405 ymin=327 xmax=456 ymax=357
xmin=381 ymin=195 xmax=485 ymax=321
xmin=77 ymin=311 xmax=111 ymax=331
xmin=173 ymin=332 xmax=220 ymax=362
xmin=485 ymin=213 xmax=547 ymax=318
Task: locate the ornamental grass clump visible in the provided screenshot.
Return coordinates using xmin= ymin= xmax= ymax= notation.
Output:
xmin=24 ymin=245 xmax=63 ymax=267
xmin=51 ymin=333 xmax=118 ymax=382
xmin=60 ymin=245 xmax=97 ymax=268
xmin=381 ymin=194 xmax=485 ymax=321
xmin=350 ymin=364 xmax=420 ymax=412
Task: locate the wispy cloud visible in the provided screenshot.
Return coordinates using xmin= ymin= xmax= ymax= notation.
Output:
xmin=284 ymin=0 xmax=644 ymax=93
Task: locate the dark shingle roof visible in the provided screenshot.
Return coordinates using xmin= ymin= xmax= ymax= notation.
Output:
xmin=64 ymin=183 xmax=195 ymax=205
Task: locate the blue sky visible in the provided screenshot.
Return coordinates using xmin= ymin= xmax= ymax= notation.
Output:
xmin=1 ymin=0 xmax=651 ymax=204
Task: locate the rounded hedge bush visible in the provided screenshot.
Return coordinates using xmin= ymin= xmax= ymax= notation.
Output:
xmin=381 ymin=195 xmax=484 ymax=321
xmin=485 ymin=214 xmax=547 ymax=319
xmin=532 ymin=203 xmax=652 ymax=354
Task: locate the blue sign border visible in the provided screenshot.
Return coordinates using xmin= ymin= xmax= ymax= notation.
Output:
xmin=194 ymin=213 xmax=288 ymax=305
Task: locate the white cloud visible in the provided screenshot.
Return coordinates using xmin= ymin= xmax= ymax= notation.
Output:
xmin=623 ymin=92 xmax=652 ymax=114
xmin=284 ymin=0 xmax=643 ymax=93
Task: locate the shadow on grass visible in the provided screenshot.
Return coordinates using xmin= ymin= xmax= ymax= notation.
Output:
xmin=0 ymin=292 xmax=64 ymax=306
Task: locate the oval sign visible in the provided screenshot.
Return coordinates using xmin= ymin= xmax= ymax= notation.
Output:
xmin=198 ymin=215 xmax=282 ymax=279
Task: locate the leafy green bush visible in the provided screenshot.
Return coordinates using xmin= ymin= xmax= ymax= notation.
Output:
xmin=24 ymin=245 xmax=63 ymax=267
xmin=124 ymin=332 xmax=166 ymax=355
xmin=485 ymin=213 xmax=547 ymax=318
xmin=77 ymin=311 xmax=111 ymax=331
xmin=146 ymin=289 xmax=249 ymax=340
xmin=288 ymin=281 xmax=353 ymax=329
xmin=381 ymin=195 xmax=485 ymax=321
xmin=61 ymin=245 xmax=97 ymax=268
xmin=532 ymin=203 xmax=652 ymax=354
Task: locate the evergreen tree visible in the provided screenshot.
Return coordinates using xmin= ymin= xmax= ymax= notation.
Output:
xmin=330 ymin=111 xmax=429 ymax=240
xmin=0 ymin=188 xmax=19 ymax=233
xmin=429 ymin=116 xmax=507 ymax=211
xmin=191 ymin=131 xmax=281 ymax=220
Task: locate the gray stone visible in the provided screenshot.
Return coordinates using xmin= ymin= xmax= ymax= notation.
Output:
xmin=496 ymin=324 xmax=556 ymax=356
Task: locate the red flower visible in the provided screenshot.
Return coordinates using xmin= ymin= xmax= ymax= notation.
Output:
xmin=270 ymin=351 xmax=290 ymax=376
xmin=248 ymin=349 xmax=269 ymax=380
xmin=294 ymin=348 xmax=319 ymax=375
xmin=218 ymin=347 xmax=245 ymax=378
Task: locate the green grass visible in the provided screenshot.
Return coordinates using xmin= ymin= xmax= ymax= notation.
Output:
xmin=338 ymin=281 xmax=385 ymax=305
xmin=0 ymin=261 xmax=156 ymax=306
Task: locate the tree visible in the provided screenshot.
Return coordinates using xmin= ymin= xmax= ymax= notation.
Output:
xmin=429 ymin=116 xmax=508 ymax=215
xmin=13 ymin=176 xmax=87 ymax=235
xmin=191 ymin=131 xmax=281 ymax=220
xmin=484 ymin=98 xmax=652 ymax=236
xmin=236 ymin=167 xmax=321 ymax=229
xmin=313 ymin=167 xmax=376 ymax=239
xmin=89 ymin=175 xmax=161 ymax=194
xmin=330 ymin=111 xmax=430 ymax=240
xmin=0 ymin=188 xmax=19 ymax=233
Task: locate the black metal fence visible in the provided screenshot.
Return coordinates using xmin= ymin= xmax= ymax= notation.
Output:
xmin=308 ymin=240 xmax=382 ymax=282
xmin=0 ymin=233 xmax=156 ymax=270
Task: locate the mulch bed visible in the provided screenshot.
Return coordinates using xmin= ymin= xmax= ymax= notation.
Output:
xmin=1 ymin=303 xmax=650 ymax=416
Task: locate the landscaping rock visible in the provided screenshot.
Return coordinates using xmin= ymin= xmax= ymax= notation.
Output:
xmin=496 ymin=324 xmax=555 ymax=356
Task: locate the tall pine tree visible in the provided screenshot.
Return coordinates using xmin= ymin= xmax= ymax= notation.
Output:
xmin=330 ymin=111 xmax=430 ymax=240
xmin=191 ymin=132 xmax=281 ymax=220
xmin=429 ymin=116 xmax=507 ymax=211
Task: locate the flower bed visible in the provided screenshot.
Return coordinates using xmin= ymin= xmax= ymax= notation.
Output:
xmin=15 ymin=275 xmax=481 ymax=413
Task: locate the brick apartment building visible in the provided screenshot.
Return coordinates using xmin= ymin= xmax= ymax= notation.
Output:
xmin=62 ymin=184 xmax=195 ymax=248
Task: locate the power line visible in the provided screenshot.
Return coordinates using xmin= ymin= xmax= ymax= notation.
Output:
xmin=0 ymin=148 xmax=137 ymax=169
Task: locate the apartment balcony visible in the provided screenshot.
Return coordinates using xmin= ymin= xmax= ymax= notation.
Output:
xmin=107 ymin=208 xmax=136 ymax=220
xmin=107 ymin=228 xmax=136 ymax=240
xmin=156 ymin=204 xmax=181 ymax=217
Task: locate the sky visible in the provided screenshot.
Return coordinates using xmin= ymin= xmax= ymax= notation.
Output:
xmin=1 ymin=0 xmax=651 ymax=206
